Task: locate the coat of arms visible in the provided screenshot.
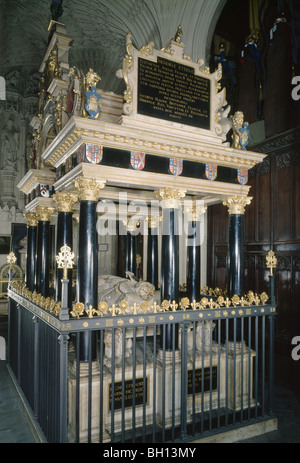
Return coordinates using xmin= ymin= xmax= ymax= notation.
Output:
xmin=85 ymin=87 xmax=101 ymax=119
xmin=86 ymin=144 xmax=103 ymax=164
xmin=169 ymin=158 xmax=183 ymax=176
xmin=39 ymin=185 xmax=50 ymax=197
xmin=205 ymin=164 xmax=218 ymax=181
xmin=237 ymin=168 xmax=248 ymax=185
xmin=130 ymin=152 xmax=145 ymax=170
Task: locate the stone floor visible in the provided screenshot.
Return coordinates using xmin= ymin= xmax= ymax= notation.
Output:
xmin=0 ymin=314 xmax=300 ymax=444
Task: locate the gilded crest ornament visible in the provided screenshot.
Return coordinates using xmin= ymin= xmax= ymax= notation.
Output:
xmin=84 ymin=68 xmax=102 ymax=119
xmin=266 ymin=250 xmax=277 ymax=276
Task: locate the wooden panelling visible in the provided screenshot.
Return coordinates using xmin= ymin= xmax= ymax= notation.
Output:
xmin=207 ymin=128 xmax=300 ymax=391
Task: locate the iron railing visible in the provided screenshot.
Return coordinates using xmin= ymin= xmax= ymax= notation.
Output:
xmin=7 ymin=286 xmax=276 ymax=443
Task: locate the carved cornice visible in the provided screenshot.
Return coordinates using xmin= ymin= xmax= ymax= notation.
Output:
xmin=53 ymin=192 xmax=78 ymax=212
xmin=223 ymin=195 xmax=253 ymax=215
xmin=73 ymin=177 xmax=106 ymax=202
xmin=41 ymin=116 xmax=266 ymax=171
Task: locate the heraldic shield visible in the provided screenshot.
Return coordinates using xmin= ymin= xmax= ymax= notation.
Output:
xmin=169 ymin=158 xmax=183 ymax=176
xmin=205 ymin=163 xmax=217 ymax=181
xmin=130 ymin=152 xmax=145 ymax=170
xmin=86 ymin=144 xmax=103 ymax=164
xmin=237 ymin=168 xmax=248 ymax=185
xmin=85 ymin=86 xmax=101 ymax=119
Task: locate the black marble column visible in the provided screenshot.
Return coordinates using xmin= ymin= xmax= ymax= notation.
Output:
xmin=35 ymin=206 xmax=55 ymax=298
xmin=75 ymin=178 xmax=105 ymax=362
xmin=223 ymin=196 xmax=252 ymax=341
xmin=157 ymin=188 xmax=185 ymax=351
xmin=186 ymin=220 xmax=201 ymax=302
xmin=127 ymin=231 xmax=137 ymax=276
xmin=24 ymin=212 xmax=37 ymax=292
xmin=53 ymin=193 xmax=78 ymax=307
xmin=146 ymin=216 xmax=160 ymax=290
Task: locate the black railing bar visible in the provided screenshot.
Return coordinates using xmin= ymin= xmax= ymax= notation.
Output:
xmin=217 ymin=318 xmax=221 ymax=429
xmin=75 ymin=332 xmax=80 ymax=442
xmin=17 ymin=303 xmax=21 ymax=383
xmin=152 ymin=323 xmax=157 ymax=443
xmin=172 ymin=323 xmax=176 ymax=441
xmin=233 ymin=318 xmax=237 ymax=425
xmin=99 ymin=329 xmax=104 ymax=444
xmin=121 ymin=327 xmax=126 ymax=443
xmin=33 ymin=316 xmax=39 ymax=419
xmin=225 ymin=318 xmax=229 ymax=426
xmin=132 ymin=325 xmax=137 ymax=443
xmin=180 ymin=323 xmax=188 ymax=440
xmin=58 ymin=332 xmax=69 ymax=443
xmin=262 ymin=315 xmax=266 ymax=417
xmin=111 ymin=328 xmax=115 ymax=443
xmin=255 ymin=316 xmax=259 ymax=419
xmin=201 ymin=320 xmax=204 ymax=434
xmin=192 ymin=320 xmax=196 ymax=436
xmin=248 ymin=316 xmax=251 ymax=421
xmin=268 ymin=314 xmax=275 ymax=415
xmin=162 ymin=324 xmax=166 ymax=443
xmin=209 ymin=319 xmax=213 ymax=432
xmin=142 ymin=325 xmax=147 ymax=442
xmin=240 ymin=317 xmax=244 ymax=423
xmin=88 ymin=330 xmax=92 ymax=443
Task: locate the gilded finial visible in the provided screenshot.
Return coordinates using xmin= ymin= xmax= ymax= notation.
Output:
xmin=266 ymin=250 xmax=277 ymax=276
xmin=56 ymin=245 xmax=75 ymax=279
xmin=7 ymin=252 xmax=17 ymax=265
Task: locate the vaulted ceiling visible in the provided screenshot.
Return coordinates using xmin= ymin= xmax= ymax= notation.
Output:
xmin=0 ymin=0 xmax=227 ymax=94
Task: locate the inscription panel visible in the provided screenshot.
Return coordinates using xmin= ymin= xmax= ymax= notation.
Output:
xmin=188 ymin=366 xmax=218 ymax=394
xmin=109 ymin=377 xmax=148 ymax=411
xmin=138 ymin=57 xmax=211 ymax=129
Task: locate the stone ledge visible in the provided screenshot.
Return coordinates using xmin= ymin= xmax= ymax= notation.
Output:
xmin=189 ymin=417 xmax=278 ymax=443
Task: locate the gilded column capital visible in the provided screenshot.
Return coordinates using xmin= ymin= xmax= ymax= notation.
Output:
xmin=122 ymin=218 xmax=140 ymax=232
xmin=53 ymin=192 xmax=78 ymax=212
xmin=146 ymin=215 xmax=162 ymax=229
xmin=73 ymin=177 xmax=106 ymax=202
xmin=24 ymin=212 xmax=38 ymax=227
xmin=184 ymin=204 xmax=207 ymax=221
xmin=35 ymin=206 xmax=55 ymax=222
xmin=155 ymin=188 xmax=186 ymax=209
xmin=223 ymin=195 xmax=252 ymax=215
